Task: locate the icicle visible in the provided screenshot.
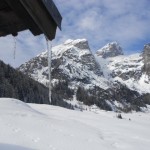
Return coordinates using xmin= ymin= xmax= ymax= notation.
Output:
xmin=13 ymin=36 xmax=17 ymax=60
xmin=45 ymin=37 xmax=52 ymax=104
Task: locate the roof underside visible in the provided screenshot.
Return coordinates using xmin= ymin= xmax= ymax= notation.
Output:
xmin=0 ymin=0 xmax=62 ymax=40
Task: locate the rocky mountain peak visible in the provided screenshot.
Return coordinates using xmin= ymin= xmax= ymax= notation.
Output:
xmin=64 ymin=39 xmax=90 ymax=50
xmin=96 ymin=42 xmax=123 ymax=58
xmin=143 ymin=43 xmax=150 ymax=76
xmin=19 ymin=38 xmax=105 ymax=89
xmin=51 ymin=39 xmax=91 ymax=59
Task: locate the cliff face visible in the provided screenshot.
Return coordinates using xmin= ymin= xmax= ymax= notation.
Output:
xmin=96 ymin=42 xmax=123 ymax=58
xmin=19 ymin=39 xmax=107 ymax=89
xmin=95 ymin=42 xmax=150 ymax=94
xmin=143 ymin=44 xmax=150 ymax=76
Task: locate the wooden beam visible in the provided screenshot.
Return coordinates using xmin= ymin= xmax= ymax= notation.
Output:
xmin=5 ymin=0 xmax=42 ymax=36
xmin=0 ymin=0 xmax=7 ymax=10
xmin=20 ymin=0 xmax=57 ymax=40
xmin=0 ymin=8 xmax=26 ymax=36
xmin=0 ymin=0 xmax=62 ymax=39
xmin=41 ymin=0 xmax=62 ymax=29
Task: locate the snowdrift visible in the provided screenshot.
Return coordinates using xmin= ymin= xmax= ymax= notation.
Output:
xmin=0 ymin=98 xmax=150 ymax=150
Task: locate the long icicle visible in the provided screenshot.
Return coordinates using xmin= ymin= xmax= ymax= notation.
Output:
xmin=46 ymin=37 xmax=52 ymax=104
xmin=13 ymin=36 xmax=17 ymax=60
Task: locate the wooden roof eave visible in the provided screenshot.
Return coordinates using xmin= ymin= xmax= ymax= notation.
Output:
xmin=0 ymin=0 xmax=62 ymax=40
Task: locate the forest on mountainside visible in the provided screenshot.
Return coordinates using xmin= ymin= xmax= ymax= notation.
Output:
xmin=0 ymin=60 xmax=73 ymax=109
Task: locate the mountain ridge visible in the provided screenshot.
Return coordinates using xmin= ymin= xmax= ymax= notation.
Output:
xmin=18 ymin=39 xmax=150 ymax=112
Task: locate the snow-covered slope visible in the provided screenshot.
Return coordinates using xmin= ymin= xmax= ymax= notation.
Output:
xmin=0 ymin=98 xmax=150 ymax=150
xmin=108 ymin=54 xmax=149 ymax=94
xmin=96 ymin=47 xmax=150 ymax=94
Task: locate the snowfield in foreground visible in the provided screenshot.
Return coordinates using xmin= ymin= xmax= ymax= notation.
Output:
xmin=0 ymin=98 xmax=150 ymax=150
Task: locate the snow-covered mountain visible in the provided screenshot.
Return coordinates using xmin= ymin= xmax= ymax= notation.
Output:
xmin=143 ymin=44 xmax=150 ymax=76
xmin=95 ymin=44 xmax=150 ymax=94
xmin=19 ymin=39 xmax=109 ymax=90
xmin=18 ymin=39 xmax=150 ymax=112
xmin=96 ymin=42 xmax=123 ymax=58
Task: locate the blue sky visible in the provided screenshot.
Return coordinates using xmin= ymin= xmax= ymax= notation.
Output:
xmin=0 ymin=0 xmax=150 ymax=67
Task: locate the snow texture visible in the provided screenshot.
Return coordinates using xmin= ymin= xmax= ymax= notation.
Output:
xmin=0 ymin=98 xmax=150 ymax=150
xmin=96 ymin=53 xmax=150 ymax=94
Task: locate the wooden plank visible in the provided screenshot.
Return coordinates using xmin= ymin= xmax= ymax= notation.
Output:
xmin=0 ymin=0 xmax=8 ymax=10
xmin=0 ymin=8 xmax=26 ymax=36
xmin=41 ymin=0 xmax=62 ymax=29
xmin=20 ymin=0 xmax=57 ymax=40
xmin=0 ymin=0 xmax=61 ymax=39
xmin=4 ymin=0 xmax=42 ymax=36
